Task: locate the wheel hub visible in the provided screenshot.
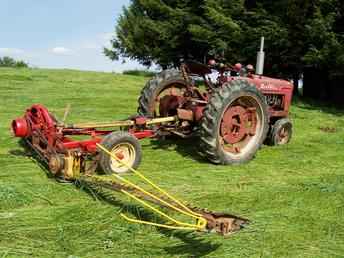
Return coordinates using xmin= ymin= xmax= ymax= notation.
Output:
xmin=152 ymin=83 xmax=186 ymax=117
xmin=221 ymin=106 xmax=257 ymax=145
xmin=220 ymin=106 xmax=256 ymax=145
xmin=110 ymin=143 xmax=136 ymax=173
xmin=277 ymin=127 xmax=289 ymax=144
xmin=159 ymin=95 xmax=182 ymax=117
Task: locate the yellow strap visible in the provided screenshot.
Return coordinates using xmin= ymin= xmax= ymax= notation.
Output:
xmin=96 ymin=143 xmax=203 ymax=219
xmin=125 ymin=160 xmax=202 ymax=218
xmin=120 ymin=214 xmax=198 ymax=231
xmin=95 ymin=143 xmax=207 ymax=230
xmin=121 ymin=189 xmax=202 ymax=229
xmin=91 ymin=173 xmax=205 ymax=227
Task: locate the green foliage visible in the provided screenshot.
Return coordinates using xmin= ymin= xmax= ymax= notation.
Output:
xmin=122 ymin=69 xmax=156 ymax=77
xmin=0 ymin=56 xmax=28 ymax=68
xmin=105 ymin=0 xmax=244 ymax=67
xmin=107 ymin=0 xmax=344 ymax=77
xmin=1 ymin=68 xmax=344 ymax=257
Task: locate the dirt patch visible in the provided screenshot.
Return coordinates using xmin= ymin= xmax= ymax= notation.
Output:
xmin=318 ymin=126 xmax=337 ymax=133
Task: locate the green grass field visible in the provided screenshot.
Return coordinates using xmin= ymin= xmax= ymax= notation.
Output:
xmin=1 ymin=68 xmax=344 ymax=258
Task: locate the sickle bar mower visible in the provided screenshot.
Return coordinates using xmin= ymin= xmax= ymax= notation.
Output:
xmin=12 ymin=104 xmax=248 ymax=236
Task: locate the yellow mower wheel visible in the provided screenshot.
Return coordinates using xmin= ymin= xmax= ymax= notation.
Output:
xmin=99 ymin=131 xmax=142 ymax=174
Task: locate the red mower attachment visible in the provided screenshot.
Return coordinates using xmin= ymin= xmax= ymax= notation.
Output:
xmin=11 ymin=104 xmax=249 ymax=236
xmin=11 ymin=104 xmax=173 ymax=179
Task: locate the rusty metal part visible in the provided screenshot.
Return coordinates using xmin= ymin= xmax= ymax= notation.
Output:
xmin=80 ymin=176 xmax=249 ymax=235
xmin=221 ymin=106 xmax=254 ymax=145
xmin=48 ymin=154 xmax=65 ymax=175
xmin=193 ymin=106 xmax=205 ymax=121
xmin=220 ymin=102 xmax=258 ymax=153
xmin=159 ymin=95 xmax=182 ymax=117
xmin=193 ymin=209 xmax=248 ymax=235
xmin=177 ymin=109 xmax=194 ymax=121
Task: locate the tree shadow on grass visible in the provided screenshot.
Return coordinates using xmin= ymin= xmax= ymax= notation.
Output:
xmin=293 ymin=97 xmax=344 ymax=117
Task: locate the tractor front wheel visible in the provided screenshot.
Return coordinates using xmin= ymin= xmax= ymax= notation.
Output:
xmin=267 ymin=118 xmax=293 ymax=145
xmin=99 ymin=131 xmax=142 ymax=174
xmin=199 ymin=80 xmax=269 ymax=164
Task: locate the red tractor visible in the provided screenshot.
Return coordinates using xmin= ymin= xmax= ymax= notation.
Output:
xmin=137 ymin=60 xmax=293 ymax=165
xmin=12 ymin=60 xmax=293 ymax=178
xmin=10 ymin=57 xmax=293 ymax=235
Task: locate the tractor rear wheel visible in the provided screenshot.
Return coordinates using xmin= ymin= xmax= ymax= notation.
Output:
xmin=138 ymin=69 xmax=187 ymax=117
xmin=99 ymin=131 xmax=142 ymax=174
xmin=199 ymin=80 xmax=269 ymax=164
xmin=267 ymin=118 xmax=293 ymax=145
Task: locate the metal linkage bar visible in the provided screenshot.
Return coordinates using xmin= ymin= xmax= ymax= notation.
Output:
xmin=91 ymin=143 xmax=249 ymax=235
xmin=67 ymin=116 xmax=177 ymax=129
xmin=95 ymin=143 xmax=207 ymax=231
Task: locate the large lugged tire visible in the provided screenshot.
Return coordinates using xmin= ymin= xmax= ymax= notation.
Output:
xmin=138 ymin=69 xmax=187 ymax=117
xmin=199 ymin=80 xmax=269 ymax=165
xmin=98 ymin=131 xmax=142 ymax=174
xmin=267 ymin=118 xmax=293 ymax=145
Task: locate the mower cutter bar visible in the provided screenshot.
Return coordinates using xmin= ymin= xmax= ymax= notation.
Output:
xmin=80 ymin=175 xmax=249 ymax=235
xmin=85 ymin=143 xmax=249 ymax=236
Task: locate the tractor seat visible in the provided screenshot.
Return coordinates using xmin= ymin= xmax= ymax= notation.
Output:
xmin=185 ymin=60 xmax=212 ymax=76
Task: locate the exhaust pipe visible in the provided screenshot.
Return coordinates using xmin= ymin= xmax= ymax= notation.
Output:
xmin=256 ymin=37 xmax=265 ymax=75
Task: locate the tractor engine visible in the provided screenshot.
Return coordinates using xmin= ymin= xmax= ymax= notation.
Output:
xmin=265 ymin=94 xmax=283 ymax=109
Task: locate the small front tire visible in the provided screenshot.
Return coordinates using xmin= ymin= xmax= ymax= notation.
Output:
xmin=268 ymin=118 xmax=293 ymax=145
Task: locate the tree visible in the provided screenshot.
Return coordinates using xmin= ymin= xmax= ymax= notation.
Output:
xmin=302 ymin=1 xmax=344 ymax=74
xmin=105 ymin=0 xmax=244 ymax=68
xmin=106 ymin=0 xmax=344 ymax=79
xmin=0 ymin=56 xmax=28 ymax=68
xmin=0 ymin=56 xmax=16 ymax=67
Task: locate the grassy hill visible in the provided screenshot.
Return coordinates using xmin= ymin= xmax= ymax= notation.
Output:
xmin=0 ymin=68 xmax=344 ymax=257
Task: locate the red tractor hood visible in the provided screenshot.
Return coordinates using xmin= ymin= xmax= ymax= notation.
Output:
xmin=250 ymin=75 xmax=294 ymax=92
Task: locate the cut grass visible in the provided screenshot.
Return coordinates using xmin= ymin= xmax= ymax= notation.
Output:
xmin=0 ymin=67 xmax=344 ymax=257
